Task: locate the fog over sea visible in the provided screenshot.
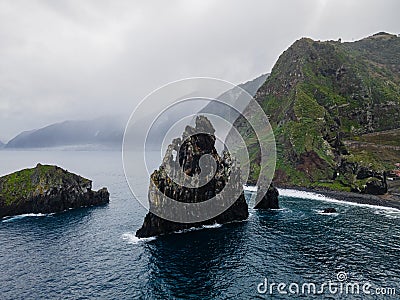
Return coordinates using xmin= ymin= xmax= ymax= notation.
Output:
xmin=0 ymin=150 xmax=399 ymax=299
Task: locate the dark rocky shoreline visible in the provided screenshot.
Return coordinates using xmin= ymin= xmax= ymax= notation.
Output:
xmin=278 ymin=185 xmax=400 ymax=210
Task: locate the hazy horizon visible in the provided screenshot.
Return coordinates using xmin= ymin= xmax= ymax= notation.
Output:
xmin=0 ymin=0 xmax=399 ymax=142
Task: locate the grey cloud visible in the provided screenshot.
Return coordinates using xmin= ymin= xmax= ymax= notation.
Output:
xmin=0 ymin=0 xmax=398 ymax=142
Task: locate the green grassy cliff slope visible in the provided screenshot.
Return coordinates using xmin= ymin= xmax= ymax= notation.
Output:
xmin=236 ymin=32 xmax=400 ymax=193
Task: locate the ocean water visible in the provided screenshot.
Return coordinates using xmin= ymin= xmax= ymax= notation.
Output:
xmin=0 ymin=150 xmax=399 ymax=299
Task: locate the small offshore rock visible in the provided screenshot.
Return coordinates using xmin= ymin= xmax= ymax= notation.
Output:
xmin=322 ymin=207 xmax=337 ymax=214
xmin=254 ymin=184 xmax=279 ymax=209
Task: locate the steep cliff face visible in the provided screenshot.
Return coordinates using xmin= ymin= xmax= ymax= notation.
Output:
xmin=236 ymin=33 xmax=400 ymax=193
xmin=136 ymin=116 xmax=249 ymax=238
xmin=0 ymin=164 xmax=109 ymax=218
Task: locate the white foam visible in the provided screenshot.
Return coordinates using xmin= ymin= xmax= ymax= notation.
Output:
xmin=373 ymin=210 xmax=400 ymax=219
xmin=278 ymin=189 xmax=336 ymax=202
xmin=278 ymin=188 xmax=400 ymax=212
xmin=203 ymin=223 xmax=222 ymax=229
xmin=121 ymin=232 xmax=156 ymax=244
xmin=122 ymin=225 xmax=223 ymax=242
xmin=243 ymin=185 xmax=258 ymax=192
xmin=315 ymin=209 xmax=339 ymax=216
xmin=270 ymin=208 xmax=287 ymax=211
xmin=173 ymin=226 xmax=202 ymax=234
xmin=2 ymin=213 xmax=51 ymax=222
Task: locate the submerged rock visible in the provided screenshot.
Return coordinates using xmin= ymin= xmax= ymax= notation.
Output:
xmin=0 ymin=164 xmax=109 ymax=218
xmin=136 ymin=116 xmax=248 ymax=238
xmin=322 ymin=207 xmax=337 ymax=214
xmin=254 ymin=184 xmax=279 ymax=209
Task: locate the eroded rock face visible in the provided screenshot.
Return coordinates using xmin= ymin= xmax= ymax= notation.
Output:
xmin=136 ymin=116 xmax=248 ymax=238
xmin=0 ymin=164 xmax=109 ymax=218
xmin=336 ymin=160 xmax=388 ymax=195
xmin=365 ymin=176 xmax=388 ymax=195
xmin=254 ymin=184 xmax=279 ymax=210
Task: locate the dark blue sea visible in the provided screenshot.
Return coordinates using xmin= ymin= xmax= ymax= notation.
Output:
xmin=0 ymin=150 xmax=399 ymax=299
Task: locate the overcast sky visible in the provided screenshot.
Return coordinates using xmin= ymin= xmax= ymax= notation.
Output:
xmin=0 ymin=0 xmax=398 ymax=142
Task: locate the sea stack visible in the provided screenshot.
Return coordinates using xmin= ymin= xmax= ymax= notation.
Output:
xmin=254 ymin=184 xmax=279 ymax=209
xmin=0 ymin=164 xmax=109 ymax=218
xmin=136 ymin=116 xmax=248 ymax=238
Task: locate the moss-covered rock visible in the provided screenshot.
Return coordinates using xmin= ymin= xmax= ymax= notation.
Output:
xmin=0 ymin=164 xmax=109 ymax=218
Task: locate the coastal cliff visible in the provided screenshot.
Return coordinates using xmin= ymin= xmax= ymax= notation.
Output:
xmin=235 ymin=32 xmax=400 ymax=195
xmin=0 ymin=164 xmax=109 ymax=218
xmin=136 ymin=116 xmax=249 ymax=238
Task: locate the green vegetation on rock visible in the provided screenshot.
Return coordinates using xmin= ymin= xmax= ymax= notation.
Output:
xmin=235 ymin=33 xmax=400 ymax=193
xmin=0 ymin=164 xmax=93 ymax=209
xmin=0 ymin=164 xmax=109 ymax=218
